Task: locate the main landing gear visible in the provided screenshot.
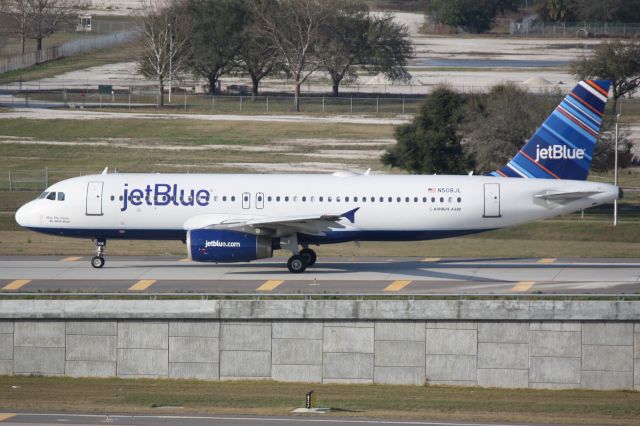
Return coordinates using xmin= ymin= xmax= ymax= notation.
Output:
xmin=91 ymin=238 xmax=106 ymax=268
xmin=286 ymin=248 xmax=316 ymax=273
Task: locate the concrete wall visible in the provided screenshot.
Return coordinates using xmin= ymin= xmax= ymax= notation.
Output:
xmin=0 ymin=300 xmax=638 ymax=390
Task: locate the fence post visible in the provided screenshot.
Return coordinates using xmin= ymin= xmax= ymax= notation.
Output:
xmin=240 ymin=96 xmax=243 ymax=112
xmin=184 ymin=93 xmax=187 ymax=111
xmin=266 ymin=96 xmax=269 ymax=113
xmin=45 ymin=167 xmax=48 ymax=188
xmin=99 ymin=94 xmax=102 ymax=108
xmin=8 ymin=171 xmax=12 ymax=192
xmin=322 ymin=96 xmax=325 ymax=113
xmin=128 ymin=92 xmax=131 ymax=111
xmin=350 ymin=97 xmax=352 ymax=113
xmin=212 ymin=95 xmax=215 ymax=113
xmin=376 ymin=97 xmax=379 ymax=113
xmin=402 ymin=98 xmax=405 ymax=114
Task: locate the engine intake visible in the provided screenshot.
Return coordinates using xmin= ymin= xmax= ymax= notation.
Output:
xmin=187 ymin=229 xmax=273 ymax=263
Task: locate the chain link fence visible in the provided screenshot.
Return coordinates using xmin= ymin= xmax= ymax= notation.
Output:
xmin=0 ymin=30 xmax=139 ymax=74
xmin=510 ymin=21 xmax=640 ymax=38
xmin=5 ymin=91 xmax=425 ymax=115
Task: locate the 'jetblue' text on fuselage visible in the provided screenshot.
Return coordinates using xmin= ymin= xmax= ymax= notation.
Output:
xmin=121 ymin=183 xmax=210 ymax=211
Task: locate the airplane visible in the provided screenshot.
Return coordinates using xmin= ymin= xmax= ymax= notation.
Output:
xmin=15 ymin=79 xmax=621 ymax=273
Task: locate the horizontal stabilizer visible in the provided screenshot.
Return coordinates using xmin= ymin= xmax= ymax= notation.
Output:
xmin=535 ymin=190 xmax=601 ymax=201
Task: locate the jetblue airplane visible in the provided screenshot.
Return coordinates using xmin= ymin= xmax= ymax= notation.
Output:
xmin=15 ymin=80 xmax=620 ymax=272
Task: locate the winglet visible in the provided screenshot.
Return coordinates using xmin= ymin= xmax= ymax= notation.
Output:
xmin=342 ymin=207 xmax=360 ymax=224
xmin=101 ymin=167 xmax=108 ymax=175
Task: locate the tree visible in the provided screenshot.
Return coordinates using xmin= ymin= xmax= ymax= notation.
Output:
xmin=251 ymin=0 xmax=331 ymax=111
xmin=462 ymin=84 xmax=559 ymax=172
xmin=1 ymin=0 xmax=30 ymax=54
xmin=187 ymin=0 xmax=250 ymax=95
xmin=382 ymin=86 xmax=473 ymax=174
xmin=26 ymin=0 xmax=80 ymax=53
xmin=574 ymin=0 xmax=640 ymax=23
xmin=319 ymin=9 xmax=413 ymax=97
xmin=570 ymin=40 xmax=640 ymax=115
xmin=428 ymin=0 xmax=515 ymax=33
xmin=136 ymin=0 xmax=192 ymax=108
xmin=235 ymin=0 xmax=280 ymax=98
xmin=536 ymin=0 xmax=577 ymax=22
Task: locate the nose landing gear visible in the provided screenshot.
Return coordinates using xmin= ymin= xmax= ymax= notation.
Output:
xmin=91 ymin=238 xmax=106 ymax=268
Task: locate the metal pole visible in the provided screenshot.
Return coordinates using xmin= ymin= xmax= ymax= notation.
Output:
xmin=45 ymin=167 xmax=48 ymax=188
xmin=266 ymin=96 xmax=269 ymax=113
xmin=376 ymin=97 xmax=379 ymax=113
xmin=350 ymin=97 xmax=352 ymax=113
xmin=212 ymin=95 xmax=215 ymax=113
xmin=184 ymin=93 xmax=187 ymax=111
xmin=402 ymin=98 xmax=405 ymax=114
xmin=240 ymin=96 xmax=242 ymax=112
xmin=8 ymin=171 xmax=12 ymax=192
xmin=322 ymin=96 xmax=324 ymax=113
xmin=613 ymin=113 xmax=619 ymax=226
xmin=169 ymin=23 xmax=172 ymax=104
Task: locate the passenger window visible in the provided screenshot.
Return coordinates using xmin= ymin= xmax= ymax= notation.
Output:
xmin=38 ymin=191 xmax=49 ymax=199
xmin=244 ymin=195 xmax=249 ymax=202
xmin=302 ymin=196 xmax=306 ymax=202
xmin=336 ymin=196 xmax=341 ymax=202
xmin=293 ymin=196 xmax=298 ymax=202
xmin=285 ymin=196 xmax=290 ymax=202
xmin=310 ymin=196 xmax=314 ymax=202
xmin=214 ymin=196 xmax=218 ymax=202
xmin=431 ymin=197 xmax=435 ymax=202
xmin=405 ymin=197 xmax=409 ymax=202
xmin=397 ymin=197 xmax=401 ymax=202
xmin=231 ymin=196 xmax=236 ymax=202
xmin=46 ymin=192 xmax=56 ymax=200
xmin=448 ymin=197 xmax=452 ymax=203
xmin=276 ymin=196 xmax=281 ymax=202
xmin=110 ymin=195 xmax=115 ymax=201
xmin=370 ymin=197 xmax=375 ymax=202
xmin=319 ymin=196 xmax=323 ymax=202
xmin=354 ymin=196 xmax=358 ymax=202
xmin=388 ymin=197 xmax=392 ymax=202
xmin=414 ymin=197 xmax=418 ymax=202
xmin=440 ymin=197 xmax=444 ymax=202
xmin=345 ymin=196 xmax=349 ymax=202
xmin=457 ymin=197 xmax=462 ymax=203
xmin=328 ymin=196 xmax=332 ymax=202
xmin=423 ymin=197 xmax=427 ymax=202
xmin=223 ymin=196 xmax=227 ymax=202
xmin=268 ymin=196 xmax=272 ymax=202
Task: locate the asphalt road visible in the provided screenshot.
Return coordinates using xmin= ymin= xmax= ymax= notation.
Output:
xmin=1 ymin=256 xmax=639 ymax=294
xmin=0 ymin=412 xmax=577 ymax=426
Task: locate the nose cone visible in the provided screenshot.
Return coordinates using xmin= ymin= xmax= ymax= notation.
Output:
xmin=15 ymin=203 xmax=33 ymax=227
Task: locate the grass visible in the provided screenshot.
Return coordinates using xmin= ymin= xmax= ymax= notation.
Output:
xmin=0 ymin=376 xmax=638 ymax=424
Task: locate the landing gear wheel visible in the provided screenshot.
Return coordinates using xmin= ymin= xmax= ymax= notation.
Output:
xmin=300 ymin=248 xmax=317 ymax=267
xmin=287 ymin=255 xmax=307 ymax=273
xmin=91 ymin=256 xmax=105 ymax=268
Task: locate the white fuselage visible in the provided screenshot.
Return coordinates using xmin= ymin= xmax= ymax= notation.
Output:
xmin=15 ymin=173 xmax=619 ymax=244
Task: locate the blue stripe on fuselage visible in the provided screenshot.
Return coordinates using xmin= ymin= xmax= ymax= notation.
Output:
xmin=24 ymin=227 xmax=494 ymax=243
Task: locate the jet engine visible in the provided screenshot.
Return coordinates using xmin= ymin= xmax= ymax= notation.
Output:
xmin=187 ymin=229 xmax=273 ymax=262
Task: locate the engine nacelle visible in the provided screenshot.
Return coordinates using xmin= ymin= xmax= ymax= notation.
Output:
xmin=187 ymin=229 xmax=273 ymax=263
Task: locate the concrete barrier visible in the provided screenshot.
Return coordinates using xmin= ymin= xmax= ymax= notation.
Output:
xmin=0 ymin=299 xmax=638 ymax=390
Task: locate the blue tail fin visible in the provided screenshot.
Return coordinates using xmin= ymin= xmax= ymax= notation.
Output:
xmin=490 ymin=79 xmax=611 ymax=180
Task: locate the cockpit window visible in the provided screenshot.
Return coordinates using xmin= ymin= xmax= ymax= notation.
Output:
xmin=57 ymin=192 xmax=65 ymax=201
xmin=38 ymin=191 xmax=49 ymax=199
xmin=46 ymin=192 xmax=56 ymax=200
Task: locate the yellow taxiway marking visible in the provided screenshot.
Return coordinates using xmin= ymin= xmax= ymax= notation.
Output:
xmin=421 ymin=257 xmax=441 ymax=262
xmin=538 ymin=258 xmax=557 ymax=264
xmin=2 ymin=279 xmax=31 ymax=291
xmin=178 ymin=258 xmax=191 ymax=262
xmin=257 ymin=280 xmax=284 ymax=291
xmin=0 ymin=413 xmax=16 ymax=421
xmin=129 ymin=279 xmax=157 ymax=291
xmin=384 ymin=280 xmax=412 ymax=292
xmin=512 ymin=281 xmax=535 ymax=292
xmin=61 ymin=256 xmax=82 ymax=261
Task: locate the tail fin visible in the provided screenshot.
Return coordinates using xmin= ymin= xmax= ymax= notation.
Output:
xmin=490 ymin=79 xmax=611 ymax=180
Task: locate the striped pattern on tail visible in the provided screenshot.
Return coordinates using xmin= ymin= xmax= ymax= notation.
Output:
xmin=490 ymin=79 xmax=611 ymax=181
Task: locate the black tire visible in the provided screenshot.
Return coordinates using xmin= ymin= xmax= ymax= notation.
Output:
xmin=300 ymin=248 xmax=317 ymax=267
xmin=91 ymin=256 xmax=105 ymax=268
xmin=287 ymin=255 xmax=307 ymax=273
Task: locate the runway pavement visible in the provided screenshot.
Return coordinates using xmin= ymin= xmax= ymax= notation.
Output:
xmin=0 ymin=412 xmax=575 ymax=426
xmin=1 ymin=256 xmax=639 ymax=294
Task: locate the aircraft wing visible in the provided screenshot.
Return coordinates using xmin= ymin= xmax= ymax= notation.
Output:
xmin=183 ymin=208 xmax=360 ymax=237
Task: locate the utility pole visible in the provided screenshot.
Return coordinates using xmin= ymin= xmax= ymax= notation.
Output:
xmin=168 ymin=23 xmax=173 ymax=104
xmin=613 ymin=112 xmax=620 ymax=226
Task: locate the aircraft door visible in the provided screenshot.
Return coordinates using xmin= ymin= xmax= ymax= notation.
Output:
xmin=256 ymin=192 xmax=264 ymax=209
xmin=86 ymin=181 xmax=104 ymax=216
xmin=242 ymin=192 xmax=250 ymax=209
xmin=483 ymin=183 xmax=501 ymax=218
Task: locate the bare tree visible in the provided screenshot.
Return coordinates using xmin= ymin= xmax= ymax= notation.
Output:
xmin=26 ymin=0 xmax=82 ymax=53
xmin=136 ymin=0 xmax=192 ymax=108
xmin=251 ymin=0 xmax=331 ymax=111
xmin=1 ymin=0 xmax=30 ymax=54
